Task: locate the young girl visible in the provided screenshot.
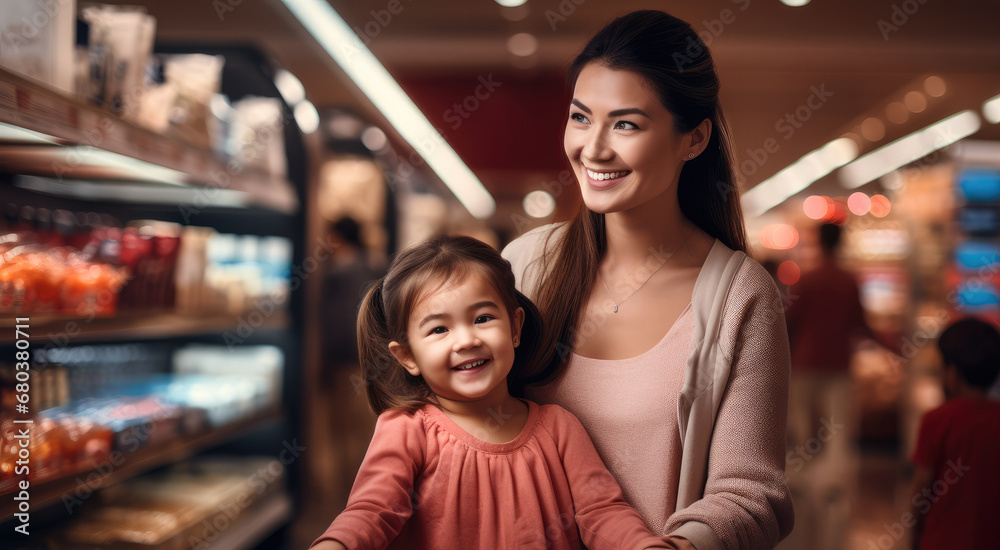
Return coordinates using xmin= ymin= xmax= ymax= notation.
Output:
xmin=311 ymin=235 xmax=675 ymax=550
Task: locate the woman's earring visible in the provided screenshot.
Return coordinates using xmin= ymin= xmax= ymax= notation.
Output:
xmin=688 ymin=153 xmax=695 ymax=159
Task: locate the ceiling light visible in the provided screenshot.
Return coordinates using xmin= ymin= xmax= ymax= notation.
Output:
xmin=984 ymin=94 xmax=1000 ymax=124
xmin=274 ymin=70 xmax=306 ymax=105
xmin=278 ymin=0 xmax=496 ymax=219
xmin=361 ymin=126 xmax=388 ymax=151
xmin=294 ymin=100 xmax=320 ymax=134
xmin=523 ymin=190 xmax=556 ymax=218
xmin=780 ymin=0 xmax=811 ymax=6
xmin=840 ymin=110 xmax=981 ymax=189
xmin=507 ymin=33 xmax=538 ymax=57
xmin=0 ymin=122 xmax=58 ymax=144
xmin=496 ymin=0 xmax=527 ymax=6
xmin=742 ymin=137 xmax=858 ymax=217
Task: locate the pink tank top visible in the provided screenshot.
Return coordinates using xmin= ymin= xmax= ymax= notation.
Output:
xmin=531 ymin=303 xmax=694 ymax=535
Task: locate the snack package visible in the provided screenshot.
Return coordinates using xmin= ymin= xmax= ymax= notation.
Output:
xmin=80 ymin=4 xmax=156 ymax=118
xmin=0 ymin=0 xmax=76 ymax=93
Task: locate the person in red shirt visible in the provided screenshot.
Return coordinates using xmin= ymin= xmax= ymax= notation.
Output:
xmin=909 ymin=317 xmax=1000 ymax=549
xmin=783 ymin=222 xmax=896 ymax=550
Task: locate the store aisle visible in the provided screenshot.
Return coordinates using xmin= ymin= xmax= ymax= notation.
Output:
xmin=288 ymin=363 xmax=376 ymax=550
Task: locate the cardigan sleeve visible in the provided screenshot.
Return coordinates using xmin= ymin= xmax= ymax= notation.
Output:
xmin=311 ymin=410 xmax=425 ymax=550
xmin=540 ymin=406 xmax=678 ymax=550
xmin=666 ymin=261 xmax=794 ymax=549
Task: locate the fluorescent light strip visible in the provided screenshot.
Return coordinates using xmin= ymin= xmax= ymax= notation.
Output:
xmin=278 ymin=0 xmax=496 ymax=219
xmin=839 ymin=110 xmax=981 ymax=189
xmin=0 ymin=122 xmax=59 ymax=144
xmin=81 ymin=147 xmax=190 ymax=184
xmin=742 ymin=137 xmax=858 ymax=217
xmin=984 ymin=94 xmax=1000 ymax=124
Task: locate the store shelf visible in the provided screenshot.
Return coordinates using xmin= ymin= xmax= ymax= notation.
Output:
xmin=0 ymin=66 xmax=298 ymax=214
xmin=0 ymin=311 xmax=289 ymax=345
xmin=0 ymin=410 xmax=285 ymax=523
xmin=205 ymin=491 xmax=294 ymax=550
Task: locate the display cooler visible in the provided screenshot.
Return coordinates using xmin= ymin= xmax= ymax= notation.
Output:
xmin=0 ymin=40 xmax=307 ymax=549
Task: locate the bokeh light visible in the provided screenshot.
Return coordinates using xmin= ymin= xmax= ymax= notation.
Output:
xmin=861 ymin=117 xmax=886 ymax=141
xmin=904 ymin=91 xmax=928 ymax=113
xmin=507 ymin=33 xmax=538 ymax=57
xmin=924 ymin=76 xmax=946 ymax=98
xmin=523 ymin=190 xmax=556 ymax=218
xmin=886 ymin=102 xmax=909 ymax=124
xmin=761 ymin=224 xmax=799 ymax=250
xmin=803 ymin=195 xmax=833 ymax=220
xmin=848 ymin=192 xmax=872 ymax=216
xmin=870 ymin=194 xmax=892 ymax=217
xmin=778 ymin=261 xmax=802 ymax=286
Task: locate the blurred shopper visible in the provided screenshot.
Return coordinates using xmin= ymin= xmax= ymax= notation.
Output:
xmin=321 ymin=216 xmax=382 ymax=377
xmin=310 ymin=217 xmax=383 ymax=519
xmin=908 ymin=318 xmax=1000 ymax=550
xmin=782 ymin=222 xmax=894 ymax=550
xmin=785 ymin=223 xmax=886 ymax=447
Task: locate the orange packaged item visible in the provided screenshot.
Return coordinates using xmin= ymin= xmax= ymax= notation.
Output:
xmin=0 ymin=250 xmax=66 ymax=315
xmin=61 ymin=262 xmax=128 ymax=317
xmin=29 ymin=417 xmax=67 ymax=482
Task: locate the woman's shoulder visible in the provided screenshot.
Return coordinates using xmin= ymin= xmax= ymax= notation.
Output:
xmin=700 ymin=240 xmax=780 ymax=302
xmin=501 ymin=222 xmax=569 ymax=295
xmin=501 ymin=222 xmax=568 ymax=261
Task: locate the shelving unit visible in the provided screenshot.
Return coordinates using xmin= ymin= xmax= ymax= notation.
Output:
xmin=0 ymin=311 xmax=289 ymax=345
xmin=1 ymin=47 xmax=305 ymax=549
xmin=0 ymin=67 xmax=298 ymax=214
xmin=0 ymin=411 xmax=284 ymax=522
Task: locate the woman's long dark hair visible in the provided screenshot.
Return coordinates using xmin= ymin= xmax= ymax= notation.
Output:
xmin=525 ymin=10 xmax=748 ymax=386
xmin=357 ymin=235 xmax=542 ymax=416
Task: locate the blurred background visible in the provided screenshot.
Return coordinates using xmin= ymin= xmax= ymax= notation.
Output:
xmin=1 ymin=0 xmax=999 ymax=548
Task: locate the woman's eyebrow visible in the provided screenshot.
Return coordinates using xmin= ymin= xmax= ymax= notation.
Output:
xmin=571 ymin=99 xmax=650 ymax=119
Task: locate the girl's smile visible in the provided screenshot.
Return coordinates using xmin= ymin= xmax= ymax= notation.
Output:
xmin=390 ymin=270 xmax=524 ymax=410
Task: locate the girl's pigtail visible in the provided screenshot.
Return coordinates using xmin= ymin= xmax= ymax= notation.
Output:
xmin=508 ymin=289 xmax=544 ymax=398
xmin=357 ymin=278 xmax=432 ymax=416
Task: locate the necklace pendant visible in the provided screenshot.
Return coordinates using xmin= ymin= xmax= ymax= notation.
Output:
xmin=613 ymin=304 xmax=618 ymax=313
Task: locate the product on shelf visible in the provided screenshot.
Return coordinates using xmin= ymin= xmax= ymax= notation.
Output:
xmin=1 ymin=207 xmax=292 ymax=317
xmin=1 ymin=207 xmax=130 ymax=316
xmin=162 ymin=53 xmax=225 ymax=150
xmin=0 ymin=340 xmax=283 ymax=497
xmin=231 ymin=97 xmax=288 ymax=178
xmin=79 ymin=4 xmax=156 ymax=119
xmin=0 ymin=0 xmax=77 ymax=93
xmin=49 ymin=455 xmax=286 ymax=549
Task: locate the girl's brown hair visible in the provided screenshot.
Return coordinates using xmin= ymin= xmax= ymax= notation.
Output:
xmin=357 ymin=235 xmax=541 ymax=416
xmin=523 ymin=10 xmax=748 ymax=386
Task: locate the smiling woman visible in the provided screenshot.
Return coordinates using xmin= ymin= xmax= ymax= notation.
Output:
xmin=503 ymin=9 xmax=794 ymax=550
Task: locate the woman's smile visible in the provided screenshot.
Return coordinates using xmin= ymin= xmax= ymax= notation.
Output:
xmin=585 ymin=168 xmax=633 ymax=189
